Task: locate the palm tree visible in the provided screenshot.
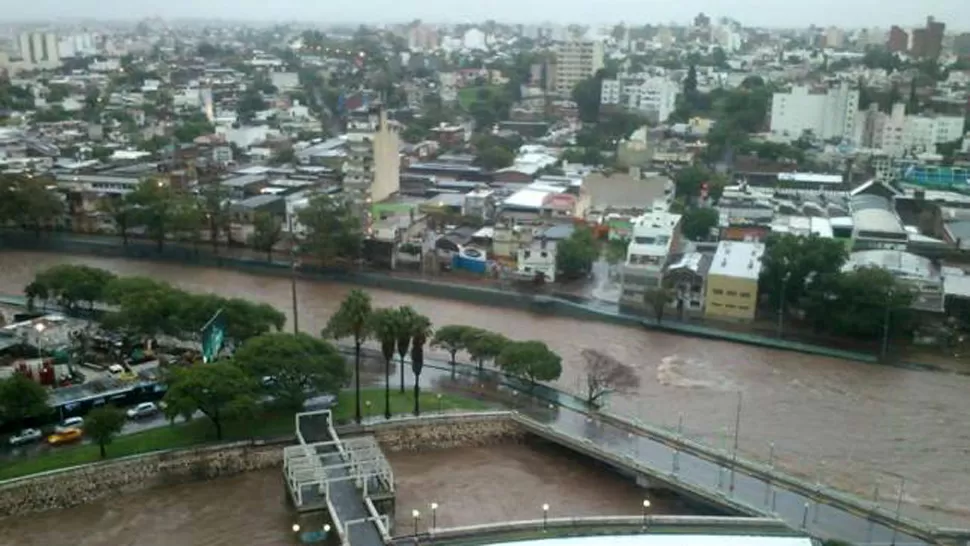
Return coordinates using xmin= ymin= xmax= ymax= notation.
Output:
xmin=370 ymin=308 xmax=400 ymax=419
xmin=324 ymin=290 xmax=372 ymax=423
xmin=396 ymin=305 xmax=418 ymax=394
xmin=409 ymin=314 xmax=433 ymax=416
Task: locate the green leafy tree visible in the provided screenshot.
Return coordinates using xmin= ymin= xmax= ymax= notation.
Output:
xmin=234 ymin=333 xmax=348 ymax=411
xmin=760 ymin=234 xmax=849 ymax=310
xmin=496 ymin=340 xmax=563 ymax=386
xmin=431 ymin=325 xmax=473 ymax=378
xmin=369 ymin=307 xmax=400 ymax=419
xmin=249 ymin=212 xmax=283 ymax=261
xmin=556 ymin=226 xmax=599 ymax=280
xmin=33 ymin=264 xmax=116 ymax=311
xmin=0 ymin=374 xmax=50 ymax=426
xmin=463 ymin=329 xmax=509 ymax=373
xmin=473 ymin=146 xmax=515 ymax=171
xmin=24 ymin=281 xmax=49 ymax=311
xmin=298 ymin=194 xmax=364 ymax=267
xmin=572 ymin=73 xmax=604 ymax=123
xmin=674 ymin=165 xmax=711 ymax=199
xmin=85 ymin=405 xmax=126 ymax=458
xmin=170 ymin=198 xmax=205 ymax=252
xmin=681 ymin=207 xmax=719 ymax=241
xmin=409 ymin=313 xmax=433 ymax=415
xmin=201 ymin=184 xmax=233 ymax=250
xmin=804 ymin=266 xmax=914 ymax=339
xmin=98 ymin=195 xmax=134 ymax=246
xmin=643 ymin=285 xmax=675 ymax=323
xmin=163 ymin=362 xmax=258 ymax=440
xmin=325 ymin=290 xmax=372 ymax=423
xmin=0 ymin=175 xmax=64 ymax=235
xmin=128 ymin=178 xmax=177 ymax=251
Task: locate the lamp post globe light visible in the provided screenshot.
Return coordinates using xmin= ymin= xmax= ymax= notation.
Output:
xmin=642 ymin=499 xmax=651 ymax=527
xmin=430 ymin=502 xmax=439 ymax=529
xmin=412 ymin=509 xmax=420 ymax=536
xmin=292 ymin=523 xmax=301 ymax=533
xmin=542 ymin=503 xmax=549 ymax=530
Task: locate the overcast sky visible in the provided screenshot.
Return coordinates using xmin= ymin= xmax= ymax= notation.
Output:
xmin=8 ymin=0 xmax=970 ymax=30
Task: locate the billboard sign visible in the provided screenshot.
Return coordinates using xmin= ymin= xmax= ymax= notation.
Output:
xmin=200 ymin=309 xmax=225 ymax=363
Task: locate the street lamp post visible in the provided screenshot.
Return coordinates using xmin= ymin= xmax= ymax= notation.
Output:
xmin=289 ymin=219 xmax=300 ymax=334
xmin=34 ymin=322 xmax=46 ymax=360
xmin=881 ymin=289 xmax=895 ymax=362
xmin=430 ymin=502 xmax=438 ymax=530
xmin=364 ymin=400 xmax=371 ymax=421
xmin=436 ymin=393 xmax=442 ymax=413
xmin=730 ymin=392 xmax=742 ymax=492
xmin=641 ymin=499 xmax=651 ymax=527
xmin=777 ymin=272 xmax=791 ymax=338
xmin=542 ymin=503 xmax=549 ymax=531
xmin=889 ymin=473 xmax=905 ymax=546
xmin=412 ymin=509 xmax=420 ymax=537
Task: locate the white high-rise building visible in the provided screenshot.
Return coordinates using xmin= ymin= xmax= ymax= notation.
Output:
xmin=551 ymin=39 xmax=604 ymax=97
xmin=769 ymin=83 xmax=859 ymax=143
xmin=601 ymin=74 xmax=680 ymax=123
xmin=17 ymin=32 xmax=61 ymax=69
xmin=859 ymin=103 xmax=965 ymax=157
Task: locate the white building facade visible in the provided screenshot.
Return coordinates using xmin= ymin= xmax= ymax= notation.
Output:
xmin=769 ymin=83 xmax=859 ymax=143
xmin=601 ymin=74 xmax=680 ymax=123
xmin=552 ymin=39 xmax=605 ymax=97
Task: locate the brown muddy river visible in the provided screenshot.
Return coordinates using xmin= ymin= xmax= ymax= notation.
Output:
xmin=0 ymin=444 xmax=657 ymax=546
xmin=0 ymin=251 xmax=968 ymax=525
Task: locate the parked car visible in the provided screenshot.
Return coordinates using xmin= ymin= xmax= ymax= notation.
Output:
xmin=48 ymin=428 xmax=82 ymax=446
xmin=127 ymin=402 xmax=158 ymax=419
xmin=8 ymin=428 xmax=43 ymax=446
xmin=55 ymin=417 xmax=84 ymax=433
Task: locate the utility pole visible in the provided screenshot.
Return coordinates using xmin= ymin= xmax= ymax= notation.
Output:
xmin=289 ymin=217 xmax=300 ymax=334
xmin=880 ymin=289 xmax=894 ymax=362
xmin=776 ymin=273 xmax=790 ymax=338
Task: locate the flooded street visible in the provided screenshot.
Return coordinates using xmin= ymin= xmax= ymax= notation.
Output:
xmin=1 ymin=251 xmax=969 ymax=524
xmin=0 ymin=444 xmax=663 ymax=546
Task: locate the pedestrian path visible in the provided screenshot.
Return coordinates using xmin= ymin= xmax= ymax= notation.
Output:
xmin=284 ymin=409 xmax=393 ymax=546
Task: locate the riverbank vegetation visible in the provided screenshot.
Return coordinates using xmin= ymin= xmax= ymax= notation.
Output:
xmin=0 ymin=389 xmax=486 ymax=481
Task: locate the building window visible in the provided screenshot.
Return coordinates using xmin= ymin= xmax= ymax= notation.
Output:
xmin=740 ymin=292 xmax=751 ymax=298
xmin=713 ymin=289 xmax=724 ymax=295
xmin=727 ymin=290 xmax=738 ymax=296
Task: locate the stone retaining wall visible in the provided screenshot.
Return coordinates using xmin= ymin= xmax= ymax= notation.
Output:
xmin=371 ymin=415 xmax=526 ymax=452
xmin=0 ymin=442 xmax=281 ymax=518
xmin=0 ymin=416 xmax=526 ymax=519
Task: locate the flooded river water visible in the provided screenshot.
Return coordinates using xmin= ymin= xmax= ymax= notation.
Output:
xmin=0 ymin=251 xmax=968 ymax=525
xmin=0 ymin=443 xmax=656 ymax=546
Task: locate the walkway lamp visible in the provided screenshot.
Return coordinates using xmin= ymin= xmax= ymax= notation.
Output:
xmin=365 ymin=400 xmax=371 ymax=420
xmin=412 ymin=509 xmax=420 ymax=537
xmin=641 ymin=499 xmax=651 ymax=527
xmin=292 ymin=523 xmax=301 ymax=533
xmin=542 ymin=503 xmax=549 ymax=530
xmin=323 ymin=524 xmax=331 ymax=533
xmin=430 ymin=502 xmax=438 ymax=529
xmin=436 ymin=393 xmax=443 ymax=413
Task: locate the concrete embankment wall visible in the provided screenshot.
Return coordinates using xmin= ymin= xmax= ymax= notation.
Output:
xmin=0 ymin=415 xmax=525 ymax=518
xmin=0 ymin=231 xmax=876 ymax=364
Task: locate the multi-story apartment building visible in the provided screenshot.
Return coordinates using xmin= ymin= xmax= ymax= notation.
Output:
xmin=344 ymin=106 xmax=401 ymax=218
xmin=887 ymin=26 xmax=909 ymax=52
xmin=704 ymin=241 xmax=765 ymax=322
xmin=619 ymin=205 xmax=682 ymax=309
xmin=17 ymin=32 xmax=60 ymax=69
xmin=769 ymin=83 xmax=859 ymax=143
xmin=550 ymin=39 xmax=604 ymax=98
xmin=859 ymin=103 xmax=964 ymax=156
xmin=600 ymin=74 xmax=680 ymax=124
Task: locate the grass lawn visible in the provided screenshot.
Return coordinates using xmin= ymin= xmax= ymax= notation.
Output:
xmin=0 ymin=389 xmax=489 ymax=481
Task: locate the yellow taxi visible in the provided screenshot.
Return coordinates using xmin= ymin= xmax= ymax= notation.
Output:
xmin=47 ymin=427 xmax=82 ymax=446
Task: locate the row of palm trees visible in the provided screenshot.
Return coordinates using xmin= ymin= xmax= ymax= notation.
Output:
xmin=324 ymin=289 xmax=433 ymax=421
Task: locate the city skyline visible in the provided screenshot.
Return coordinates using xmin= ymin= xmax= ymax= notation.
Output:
xmin=4 ymin=0 xmax=970 ymax=31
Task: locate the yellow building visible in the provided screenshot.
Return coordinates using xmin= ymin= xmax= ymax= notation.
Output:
xmin=704 ymin=241 xmax=765 ymax=321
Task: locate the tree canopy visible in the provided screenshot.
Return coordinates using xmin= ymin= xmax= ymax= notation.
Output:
xmin=233 ymin=332 xmax=348 ymax=411
xmin=85 ymin=405 xmax=126 ymax=458
xmin=163 ymin=362 xmax=259 ymax=440
xmin=297 ymin=194 xmax=364 ymax=266
xmin=0 ymin=374 xmax=50 ymax=425
xmin=680 ymin=207 xmax=719 ymax=241
xmin=556 ymin=226 xmax=599 ymax=280
xmin=497 ymin=340 xmax=563 ymax=385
